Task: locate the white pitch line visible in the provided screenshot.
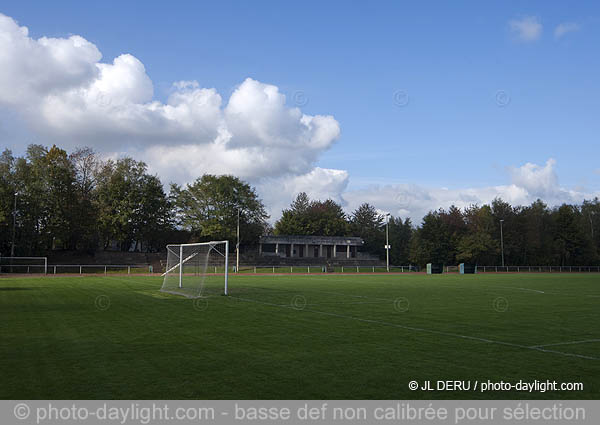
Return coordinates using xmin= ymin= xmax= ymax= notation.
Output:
xmin=230 ymin=296 xmax=599 ymax=361
xmin=516 ymin=287 xmax=545 ymax=294
xmin=309 ymin=290 xmax=392 ymax=302
xmin=306 ymin=301 xmax=390 ymax=306
xmin=495 ymin=286 xmax=545 ymax=294
xmin=530 ymin=339 xmax=600 ymax=348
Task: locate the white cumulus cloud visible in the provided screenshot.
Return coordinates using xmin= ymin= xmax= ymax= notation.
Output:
xmin=508 ymin=158 xmax=558 ymax=197
xmin=0 ymin=13 xmax=342 ymax=209
xmin=342 ymin=159 xmax=599 ymax=224
xmin=554 ymin=22 xmax=581 ymax=39
xmin=257 ymin=168 xmax=350 ymax=220
xmin=509 ymin=16 xmax=543 ymax=42
xmin=0 ymin=13 xmax=595 ymax=225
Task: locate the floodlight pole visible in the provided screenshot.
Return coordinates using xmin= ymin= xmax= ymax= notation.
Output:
xmin=179 ymin=245 xmax=183 ymax=288
xmin=385 ymin=213 xmax=391 ymax=272
xmin=10 ymin=192 xmax=17 ymax=257
xmin=224 ymin=240 xmax=229 ymax=295
xmin=500 ymin=219 xmax=505 ymax=267
xmin=236 ymin=208 xmax=240 ymax=273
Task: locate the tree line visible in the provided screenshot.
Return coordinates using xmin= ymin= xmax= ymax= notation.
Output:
xmin=0 ymin=144 xmax=267 ymax=256
xmin=276 ymin=193 xmax=600 ymax=266
xmin=1 ymin=144 xmax=599 ymax=266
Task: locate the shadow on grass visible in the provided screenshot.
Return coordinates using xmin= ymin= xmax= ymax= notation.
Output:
xmin=0 ymin=287 xmax=37 ymax=291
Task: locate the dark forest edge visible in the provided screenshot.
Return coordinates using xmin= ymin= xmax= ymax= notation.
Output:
xmin=1 ymin=144 xmax=599 ymax=267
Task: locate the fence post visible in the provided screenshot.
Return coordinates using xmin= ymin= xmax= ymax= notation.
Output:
xmin=54 ymin=266 xmax=57 ymax=274
xmin=80 ymin=265 xmax=82 ymax=275
xmin=356 ymin=266 xmax=359 ymax=273
xmin=290 ymin=266 xmax=293 ymax=273
xmin=128 ymin=266 xmax=131 ymax=275
xmin=341 ymin=266 xmax=344 ymax=273
xmin=104 ymin=266 xmax=107 ymax=276
xmin=372 ymin=266 xmax=375 ymax=273
xmin=254 ymin=266 xmax=257 ymax=273
xmin=308 ymin=266 xmax=310 ymax=273
xmin=273 ymin=266 xmax=275 ymax=273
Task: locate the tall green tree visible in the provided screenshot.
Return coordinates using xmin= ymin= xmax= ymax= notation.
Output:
xmin=96 ymin=158 xmax=172 ymax=251
xmin=581 ymin=198 xmax=600 ymax=258
xmin=0 ymin=149 xmax=16 ymax=254
xmin=552 ymin=204 xmax=595 ymax=265
xmin=42 ymin=145 xmax=78 ymax=250
xmin=350 ymin=203 xmax=384 ymax=256
xmin=171 ymin=174 xmax=268 ymax=245
xmin=388 ymin=216 xmax=413 ymax=265
xmin=12 ymin=145 xmax=49 ymax=255
xmin=69 ymin=147 xmax=101 ymax=251
xmin=520 ymin=200 xmax=553 ymax=265
xmin=409 ymin=210 xmax=453 ymax=265
xmin=439 ymin=205 xmax=467 ymax=263
xmin=274 ymin=193 xmax=312 ymax=235
xmin=456 ymin=205 xmax=498 ymax=264
xmin=275 ymin=194 xmax=348 ymax=236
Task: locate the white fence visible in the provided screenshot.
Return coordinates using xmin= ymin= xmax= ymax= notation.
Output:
xmin=0 ymin=256 xmax=47 ymax=274
xmin=0 ymin=262 xmax=417 ymax=276
xmin=0 ymin=263 xmax=152 ymax=275
xmin=4 ymin=262 xmax=598 ymax=275
xmin=441 ymin=265 xmax=600 ymax=273
xmin=232 ymin=265 xmax=418 ymax=274
xmin=475 ymin=265 xmax=600 ymax=273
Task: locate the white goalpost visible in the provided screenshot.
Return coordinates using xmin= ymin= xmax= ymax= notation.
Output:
xmin=160 ymin=241 xmax=229 ymax=298
xmin=0 ymin=256 xmax=47 ymax=274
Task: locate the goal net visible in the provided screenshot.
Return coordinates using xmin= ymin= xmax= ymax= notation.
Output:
xmin=0 ymin=256 xmax=47 ymax=274
xmin=160 ymin=241 xmax=229 ymax=298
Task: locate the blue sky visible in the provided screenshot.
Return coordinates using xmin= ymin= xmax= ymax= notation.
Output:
xmin=0 ymin=1 xmax=598 ymax=220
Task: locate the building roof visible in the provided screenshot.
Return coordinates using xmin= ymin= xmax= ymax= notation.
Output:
xmin=259 ymin=235 xmax=364 ymax=245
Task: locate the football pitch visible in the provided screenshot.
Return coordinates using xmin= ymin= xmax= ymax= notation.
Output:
xmin=0 ymin=273 xmax=598 ymax=399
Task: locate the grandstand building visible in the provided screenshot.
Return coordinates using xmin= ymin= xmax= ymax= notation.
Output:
xmin=259 ymin=235 xmax=364 ymax=260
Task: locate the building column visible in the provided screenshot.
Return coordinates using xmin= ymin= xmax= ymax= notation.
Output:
xmin=259 ymin=243 xmax=262 ymax=255
xmin=290 ymin=243 xmax=294 ymax=257
xmin=275 ymin=243 xmax=279 ymax=255
xmin=305 ymin=244 xmax=309 ymax=257
xmin=319 ymin=244 xmax=323 ymax=257
xmin=333 ymin=244 xmax=337 ymax=258
xmin=346 ymin=245 xmax=350 ymax=258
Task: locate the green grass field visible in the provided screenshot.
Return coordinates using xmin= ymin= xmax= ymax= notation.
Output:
xmin=0 ymin=273 xmax=598 ymax=399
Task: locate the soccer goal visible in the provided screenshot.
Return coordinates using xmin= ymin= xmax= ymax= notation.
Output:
xmin=0 ymin=256 xmax=47 ymax=274
xmin=160 ymin=241 xmax=229 ymax=298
